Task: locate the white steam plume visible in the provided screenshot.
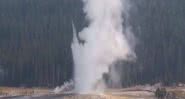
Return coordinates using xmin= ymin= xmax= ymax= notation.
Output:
xmin=71 ymin=0 xmax=135 ymax=93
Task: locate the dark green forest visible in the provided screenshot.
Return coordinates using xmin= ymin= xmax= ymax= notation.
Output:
xmin=0 ymin=0 xmax=185 ymax=87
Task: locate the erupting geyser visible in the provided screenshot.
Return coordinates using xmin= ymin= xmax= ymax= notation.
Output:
xmin=71 ymin=0 xmax=135 ymax=93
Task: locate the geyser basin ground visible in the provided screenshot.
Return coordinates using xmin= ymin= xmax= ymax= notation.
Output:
xmin=0 ymin=89 xmax=154 ymax=99
xmin=2 ymin=86 xmax=185 ymax=99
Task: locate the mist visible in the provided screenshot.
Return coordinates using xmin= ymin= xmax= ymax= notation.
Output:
xmin=72 ymin=0 xmax=135 ymax=93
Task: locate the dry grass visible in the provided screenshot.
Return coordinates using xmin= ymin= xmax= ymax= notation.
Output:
xmin=168 ymin=89 xmax=185 ymax=98
xmin=0 ymin=87 xmax=50 ymax=96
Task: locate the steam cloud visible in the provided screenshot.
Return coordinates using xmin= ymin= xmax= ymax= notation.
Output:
xmin=72 ymin=0 xmax=135 ymax=93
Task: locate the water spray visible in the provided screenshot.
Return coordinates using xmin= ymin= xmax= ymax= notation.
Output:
xmin=72 ymin=0 xmax=135 ymax=93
